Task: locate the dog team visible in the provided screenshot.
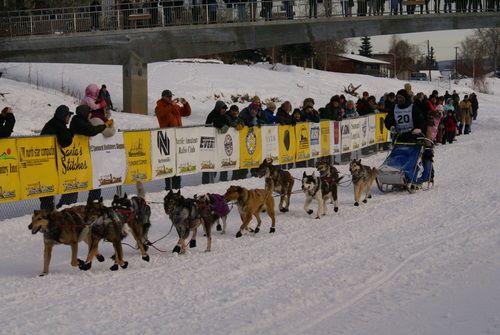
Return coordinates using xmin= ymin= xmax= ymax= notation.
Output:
xmin=28 ymin=158 xmax=377 ymax=276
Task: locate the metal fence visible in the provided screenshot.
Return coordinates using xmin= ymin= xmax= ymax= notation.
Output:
xmin=0 ymin=0 xmax=497 ymax=37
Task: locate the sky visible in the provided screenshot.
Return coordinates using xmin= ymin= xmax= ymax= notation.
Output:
xmin=348 ymin=29 xmax=475 ymax=61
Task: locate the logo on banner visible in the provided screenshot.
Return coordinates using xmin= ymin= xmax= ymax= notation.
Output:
xmin=224 ymin=134 xmax=233 ymax=156
xmin=200 ymin=136 xmax=215 ymax=149
xmin=0 ymin=147 xmax=15 ymax=161
xmin=129 ymin=138 xmax=146 ymax=157
xmin=246 ymin=128 xmax=257 ymax=155
xmin=284 ymin=130 xmax=290 ymax=150
xmin=342 ymin=124 xmax=350 ymax=135
xmin=299 ymin=128 xmax=309 ymax=146
xmin=157 ymin=131 xmax=170 ymax=156
xmin=310 ymin=126 xmax=319 ymax=145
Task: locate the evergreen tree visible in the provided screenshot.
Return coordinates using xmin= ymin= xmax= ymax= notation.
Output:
xmin=358 ymin=36 xmax=373 ymax=58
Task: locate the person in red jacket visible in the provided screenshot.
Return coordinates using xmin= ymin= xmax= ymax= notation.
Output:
xmin=155 ymin=89 xmax=191 ymax=190
xmin=442 ymin=110 xmax=457 ymax=144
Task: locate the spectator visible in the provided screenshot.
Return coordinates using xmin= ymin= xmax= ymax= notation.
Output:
xmin=342 ymin=0 xmax=353 ymax=16
xmin=458 ymin=95 xmax=473 ymax=135
xmin=324 ymin=0 xmax=333 ymax=16
xmin=203 ymin=100 xmax=229 ymax=184
xmin=276 ymin=101 xmax=295 ymax=125
xmin=344 ymin=100 xmax=359 ymax=119
xmin=357 ymin=0 xmax=367 ymax=15
xmin=120 ymin=0 xmax=133 ymax=29
xmin=261 ymin=0 xmax=273 ymax=20
xmin=283 ymin=0 xmax=294 ymax=19
xmin=263 ymin=101 xmax=279 ymax=124
xmin=162 ymin=0 xmax=174 ymax=25
xmin=99 ymin=84 xmax=114 ymax=111
xmin=39 ymin=105 xmax=74 ymax=211
xmin=320 ymin=95 xmax=342 ymax=121
xmin=442 ymin=109 xmax=457 ymax=144
xmin=356 ymin=91 xmax=374 ymax=116
xmin=81 ymin=83 xmax=115 ymax=137
xmin=470 ymin=93 xmax=479 ymax=120
xmin=225 ymin=105 xmax=245 ymax=130
xmin=300 ymin=98 xmax=320 ymax=122
xmin=291 ymin=108 xmax=302 ymax=123
xmin=155 ymin=89 xmax=191 ymax=190
xmin=90 ymin=1 xmax=101 ymax=31
xmin=383 ymin=92 xmax=396 ymax=113
xmin=309 ymin=0 xmax=318 ymax=18
xmin=0 ymin=107 xmax=15 ymax=138
xmin=239 ymin=96 xmax=266 ymax=126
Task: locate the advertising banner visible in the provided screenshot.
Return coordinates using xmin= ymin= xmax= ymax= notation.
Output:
xmin=239 ymin=126 xmax=262 ymax=169
xmin=0 ymin=138 xmax=20 ymax=202
xmin=57 ymin=135 xmax=92 ymax=194
xmin=350 ymin=118 xmax=362 ymax=150
xmin=17 ymin=136 xmax=58 ymax=199
xmin=123 ymin=131 xmax=152 ymax=184
xmin=175 ymin=127 xmax=201 ymax=175
xmin=199 ymin=127 xmax=218 ymax=172
xmin=368 ymin=114 xmax=376 ymax=145
xmin=278 ymin=125 xmax=296 ymax=165
xmin=90 ymin=133 xmax=126 ymax=188
xmin=341 ymin=120 xmax=352 ymax=153
xmin=309 ymin=122 xmax=321 ymax=159
xmin=360 ymin=116 xmax=369 ymax=148
xmin=375 ymin=113 xmax=390 ymax=144
xmin=295 ymin=122 xmax=310 ymax=162
xmin=261 ymin=125 xmax=279 ymax=163
xmin=151 ymin=128 xmax=177 ymax=180
xmin=330 ymin=121 xmax=341 ymax=154
xmin=216 ymin=127 xmax=240 ymax=171
xmin=320 ymin=121 xmax=330 ymax=157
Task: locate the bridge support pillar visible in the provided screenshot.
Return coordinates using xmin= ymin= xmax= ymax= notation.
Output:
xmin=123 ymin=55 xmax=148 ymax=115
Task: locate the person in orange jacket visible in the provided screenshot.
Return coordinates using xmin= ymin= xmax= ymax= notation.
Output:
xmin=155 ymin=89 xmax=191 ymax=190
xmin=155 ymin=89 xmax=191 ymax=128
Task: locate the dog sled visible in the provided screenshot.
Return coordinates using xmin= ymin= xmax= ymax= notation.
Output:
xmin=376 ymin=141 xmax=425 ymax=194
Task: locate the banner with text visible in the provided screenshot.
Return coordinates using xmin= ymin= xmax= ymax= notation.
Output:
xmin=310 ymin=122 xmax=321 ymax=159
xmin=175 ymin=127 xmax=200 ymax=175
xmin=57 ymin=135 xmax=92 ymax=194
xmin=0 ymin=138 xmax=20 ymax=202
xmin=330 ymin=121 xmax=341 ymax=154
xmin=151 ymin=128 xmax=177 ymax=180
xmin=278 ymin=125 xmax=296 ymax=165
xmin=350 ymin=118 xmax=363 ymax=151
xmin=239 ymin=126 xmax=262 ymax=168
xmin=90 ymin=133 xmax=126 ymax=188
xmin=368 ymin=115 xmax=376 ymax=145
xmin=123 ymin=131 xmax=152 ymax=184
xmin=341 ymin=120 xmax=352 ymax=153
xmin=199 ymin=127 xmax=218 ymax=172
xmin=295 ymin=122 xmax=310 ymax=162
xmin=17 ymin=136 xmax=58 ymax=199
xmin=320 ymin=121 xmax=330 ymax=157
xmin=261 ymin=125 xmax=279 ymax=162
xmin=375 ymin=113 xmax=389 ymax=144
xmin=216 ymin=128 xmax=240 ymax=171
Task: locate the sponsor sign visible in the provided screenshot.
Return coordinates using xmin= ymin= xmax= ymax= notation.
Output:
xmin=123 ymin=131 xmax=152 ymax=183
xmin=57 ymin=135 xmax=92 ymax=194
xmin=295 ymin=122 xmax=310 ymax=162
xmin=278 ymin=125 xmax=296 ymax=165
xmin=239 ymin=126 xmax=262 ymax=168
xmin=0 ymin=138 xmax=20 ymax=202
xmin=151 ymin=128 xmax=177 ymax=179
xmin=217 ymin=128 xmax=240 ymax=170
xmin=90 ymin=133 xmax=126 ymax=188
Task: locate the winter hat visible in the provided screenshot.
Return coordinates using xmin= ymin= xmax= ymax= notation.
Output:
xmin=54 ymin=105 xmax=73 ymax=121
xmin=446 ymin=98 xmax=454 ymax=105
xmin=303 ymin=97 xmax=315 ymax=108
xmin=252 ymin=96 xmax=261 ymax=103
xmin=75 ymin=105 xmax=91 ymax=118
xmin=346 ymin=100 xmax=355 ymax=107
xmin=215 ymin=100 xmax=228 ymax=110
xmin=266 ymin=101 xmax=276 ymax=110
xmin=229 ymin=104 xmax=239 ymax=112
xmin=161 ymin=89 xmax=173 ymax=97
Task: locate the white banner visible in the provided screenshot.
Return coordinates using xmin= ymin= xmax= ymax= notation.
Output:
xmin=151 ymin=128 xmax=177 ymax=180
xmin=199 ymin=127 xmax=218 ymax=172
xmin=175 ymin=127 xmax=200 ymax=176
xmin=350 ymin=118 xmax=362 ymax=151
xmin=341 ymin=120 xmax=352 ymax=153
xmin=330 ymin=121 xmax=341 ymax=155
xmin=360 ymin=116 xmax=369 ymax=148
xmin=261 ymin=125 xmax=279 ymax=162
xmin=368 ymin=114 xmax=376 ymax=145
xmin=309 ymin=122 xmax=321 ymax=159
xmin=216 ymin=127 xmax=240 ymax=171
xmin=90 ymin=132 xmax=126 ymax=188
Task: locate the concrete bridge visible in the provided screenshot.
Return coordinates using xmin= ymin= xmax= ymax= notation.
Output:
xmin=1 ymin=11 xmax=499 ymax=114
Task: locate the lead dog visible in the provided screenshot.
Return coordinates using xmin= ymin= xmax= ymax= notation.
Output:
xmin=349 ymin=159 xmax=378 ymax=206
xmin=28 ymin=207 xmax=104 ymax=276
xmin=163 ymin=190 xmax=215 ymax=253
xmin=223 ymin=185 xmax=276 ymax=237
xmin=316 ymin=156 xmax=343 ymax=212
xmin=111 ymin=182 xmax=152 ymax=262
xmin=256 ymin=158 xmax=294 ymax=212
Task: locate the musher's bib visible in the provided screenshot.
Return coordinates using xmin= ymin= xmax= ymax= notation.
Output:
xmin=394 ymin=105 xmax=414 ymax=133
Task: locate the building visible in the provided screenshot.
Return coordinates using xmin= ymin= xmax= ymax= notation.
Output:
xmin=329 ymin=53 xmax=391 ymax=77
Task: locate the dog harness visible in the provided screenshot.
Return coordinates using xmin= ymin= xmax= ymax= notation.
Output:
xmin=351 ymin=169 xmax=368 ymax=184
xmin=209 ymin=194 xmax=230 ymax=217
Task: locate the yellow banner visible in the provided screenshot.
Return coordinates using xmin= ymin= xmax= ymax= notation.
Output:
xmin=295 ymin=122 xmax=310 ymax=162
xmin=123 ymin=131 xmax=152 ymax=183
xmin=375 ymin=113 xmax=389 ymax=144
xmin=17 ymin=136 xmax=58 ymax=199
xmin=56 ymin=135 xmax=93 ymax=194
xmin=239 ymin=126 xmax=262 ymax=168
xmin=320 ymin=120 xmax=331 ymax=157
xmin=0 ymin=138 xmax=21 ymax=202
xmin=278 ymin=125 xmax=296 ymax=165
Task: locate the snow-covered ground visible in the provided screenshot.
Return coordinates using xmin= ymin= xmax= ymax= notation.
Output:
xmin=0 ymin=63 xmax=499 ymax=335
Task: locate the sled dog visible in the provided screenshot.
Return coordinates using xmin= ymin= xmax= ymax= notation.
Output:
xmin=223 ymin=185 xmax=276 ymax=237
xmin=349 ymin=159 xmax=378 ymax=206
xmin=315 ymin=156 xmax=343 ymax=212
xmin=256 ymin=158 xmax=294 ymax=212
xmin=301 ymin=171 xmax=331 ymax=219
xmin=194 ymin=193 xmax=230 ymax=234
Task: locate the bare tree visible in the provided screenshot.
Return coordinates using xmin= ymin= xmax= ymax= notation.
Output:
xmin=387 ymin=35 xmax=421 ymax=76
xmin=473 ymin=28 xmax=500 ymax=72
xmin=313 ymin=40 xmax=350 ymax=71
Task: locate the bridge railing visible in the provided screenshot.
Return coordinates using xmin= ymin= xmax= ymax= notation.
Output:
xmin=0 ymin=0 xmax=495 ymax=38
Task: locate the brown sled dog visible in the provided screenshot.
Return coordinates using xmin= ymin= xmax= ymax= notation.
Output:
xmin=223 ymin=185 xmax=276 ymax=238
xmin=28 ymin=207 xmax=104 ymax=276
xmin=349 ymin=159 xmax=378 ymax=206
xmin=79 ymin=198 xmax=129 ymax=271
xmin=111 ymin=182 xmax=152 ymax=262
xmin=256 ymin=158 xmax=294 ymax=212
